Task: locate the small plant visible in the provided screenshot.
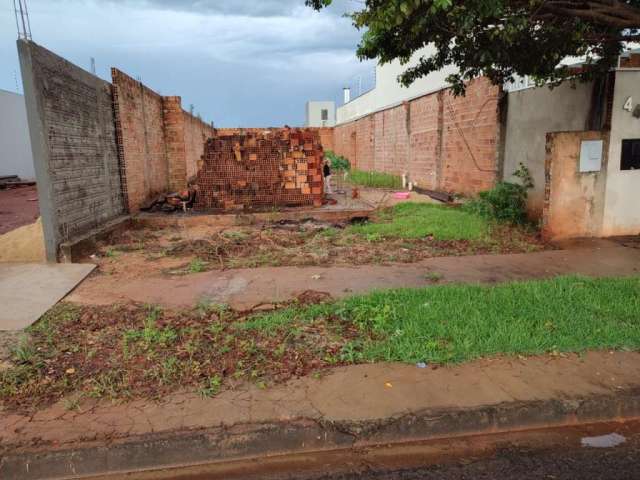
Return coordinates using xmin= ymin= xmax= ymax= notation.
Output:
xmin=188 ymin=258 xmax=206 ymax=273
xmin=200 ymin=375 xmax=222 ymax=397
xmin=105 ymin=247 xmax=120 ymax=259
xmin=222 ymin=230 xmax=250 ymax=242
xmin=325 ymin=150 xmax=351 ymax=172
xmin=424 ymin=271 xmax=444 ymax=282
xmin=12 ymin=338 xmax=35 ymax=364
xmin=464 ymin=164 xmax=534 ymax=225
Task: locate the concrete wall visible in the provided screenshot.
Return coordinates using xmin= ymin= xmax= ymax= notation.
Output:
xmin=333 ymin=77 xmax=501 ymax=195
xmin=0 ymin=89 xmax=34 ymax=180
xmin=18 ymin=40 xmax=126 ymax=262
xmin=602 ymin=69 xmax=640 ymax=236
xmin=306 ymin=101 xmax=336 ymax=127
xmin=543 ymin=131 xmax=608 ymax=240
xmin=503 ymin=81 xmax=595 ymax=218
xmin=337 ymin=46 xmax=457 ymax=124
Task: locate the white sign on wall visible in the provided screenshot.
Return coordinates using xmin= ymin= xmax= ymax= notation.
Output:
xmin=579 ymin=140 xmax=603 ymax=173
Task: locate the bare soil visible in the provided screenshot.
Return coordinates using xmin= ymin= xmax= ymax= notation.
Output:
xmin=84 ymin=217 xmax=547 ymax=280
xmin=0 ymin=185 xmax=39 ymax=235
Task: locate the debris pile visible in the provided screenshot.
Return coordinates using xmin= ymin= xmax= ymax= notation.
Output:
xmin=140 ymin=188 xmax=196 ymax=213
xmin=194 ymin=128 xmax=325 ymax=212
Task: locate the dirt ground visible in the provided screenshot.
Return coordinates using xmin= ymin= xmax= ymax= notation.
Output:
xmin=0 ymin=185 xmax=39 ymax=235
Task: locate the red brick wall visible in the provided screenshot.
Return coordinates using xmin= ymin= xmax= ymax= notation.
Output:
xmin=441 ymin=78 xmax=501 ymax=193
xmin=112 ymin=68 xmax=168 ymax=212
xmin=163 ymin=96 xmax=187 ymax=192
xmin=333 ymin=77 xmax=501 ymax=195
xmin=183 ymin=112 xmax=215 ymax=182
xmin=112 ymin=69 xmax=216 ymax=210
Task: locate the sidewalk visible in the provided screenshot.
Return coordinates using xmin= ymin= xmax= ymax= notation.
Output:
xmin=67 ymin=240 xmax=640 ymax=309
xmin=2 ymin=351 xmax=640 ymax=479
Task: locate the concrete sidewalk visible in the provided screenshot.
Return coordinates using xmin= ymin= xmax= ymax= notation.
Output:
xmin=2 ymin=351 xmax=640 ymax=479
xmin=67 ymin=241 xmax=640 ymax=309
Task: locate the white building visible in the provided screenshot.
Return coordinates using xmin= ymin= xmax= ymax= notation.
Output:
xmin=0 ymin=88 xmax=34 ymax=180
xmin=305 ymin=101 xmax=336 ymax=127
xmin=337 ymin=46 xmax=457 ymax=124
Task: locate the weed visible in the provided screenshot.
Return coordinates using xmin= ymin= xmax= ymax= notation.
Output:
xmin=424 ymin=272 xmax=444 ymax=282
xmin=188 ymin=258 xmax=207 ymax=273
xmin=11 ymin=338 xmax=35 ymax=364
xmin=105 ymin=247 xmax=120 ymax=259
xmin=200 ymin=375 xmax=222 ymax=397
xmin=222 ymin=230 xmax=250 ymax=242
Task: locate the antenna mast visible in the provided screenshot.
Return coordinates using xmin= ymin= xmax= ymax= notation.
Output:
xmin=13 ymin=0 xmax=32 ymax=40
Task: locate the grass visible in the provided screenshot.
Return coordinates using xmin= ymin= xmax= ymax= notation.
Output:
xmin=247 ymin=276 xmax=640 ymax=364
xmin=2 ymin=276 xmax=639 ymax=410
xmin=348 ymin=202 xmax=489 ymax=241
xmin=347 ymin=169 xmax=403 ymax=189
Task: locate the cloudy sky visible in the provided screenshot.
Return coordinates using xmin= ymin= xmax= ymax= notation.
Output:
xmin=0 ymin=0 xmax=374 ymax=126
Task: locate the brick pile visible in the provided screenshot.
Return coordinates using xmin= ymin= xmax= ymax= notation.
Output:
xmin=194 ymin=129 xmax=324 ymax=211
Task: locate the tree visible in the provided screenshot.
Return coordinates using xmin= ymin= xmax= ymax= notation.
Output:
xmin=307 ymin=0 xmax=640 ymax=93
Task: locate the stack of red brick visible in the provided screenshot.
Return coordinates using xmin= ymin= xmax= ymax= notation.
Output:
xmin=194 ymin=128 xmax=324 ymax=211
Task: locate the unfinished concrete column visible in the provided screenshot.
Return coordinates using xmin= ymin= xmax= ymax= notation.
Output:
xmin=163 ymin=96 xmax=188 ymax=192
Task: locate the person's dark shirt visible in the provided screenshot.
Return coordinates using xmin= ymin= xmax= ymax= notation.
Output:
xmin=323 ymin=164 xmax=331 ymax=177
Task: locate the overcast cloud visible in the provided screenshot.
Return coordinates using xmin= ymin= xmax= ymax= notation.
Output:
xmin=0 ymin=0 xmax=372 ymax=126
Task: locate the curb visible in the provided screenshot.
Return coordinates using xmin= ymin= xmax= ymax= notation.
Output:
xmin=3 ymin=387 xmax=640 ymax=480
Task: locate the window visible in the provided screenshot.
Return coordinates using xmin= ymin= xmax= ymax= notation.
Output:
xmin=621 ymin=139 xmax=640 ymax=170
xmin=321 ymin=109 xmax=329 ymax=121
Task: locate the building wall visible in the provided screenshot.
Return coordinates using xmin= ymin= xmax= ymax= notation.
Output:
xmin=0 ymin=89 xmax=34 ymax=180
xmin=306 ymin=101 xmax=336 ymax=127
xmin=18 ymin=40 xmax=126 ymax=261
xmin=542 ymin=131 xmax=608 ymax=240
xmin=333 ymin=78 xmax=501 ymax=195
xmin=112 ymin=68 xmax=168 ymax=212
xmin=503 ymin=81 xmax=594 ymax=218
xmin=184 ymin=113 xmax=215 ymax=181
xmin=337 ymin=46 xmax=457 ymax=124
xmin=112 ymin=69 xmax=215 ymax=211
xmin=602 ymin=69 xmax=640 ymax=236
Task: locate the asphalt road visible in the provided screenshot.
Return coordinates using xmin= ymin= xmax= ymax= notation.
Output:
xmin=313 ymin=440 xmax=640 ymax=480
xmin=105 ymin=422 xmax=640 ymax=480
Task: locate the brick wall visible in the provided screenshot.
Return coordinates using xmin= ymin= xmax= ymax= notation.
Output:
xmin=195 ymin=129 xmax=324 ymax=211
xmin=184 ymin=113 xmax=215 ymax=181
xmin=18 ymin=40 xmax=126 ymax=261
xmin=112 ymin=70 xmax=215 ymax=210
xmin=333 ymin=78 xmax=501 ymax=195
xmin=112 ymin=68 xmax=168 ymax=211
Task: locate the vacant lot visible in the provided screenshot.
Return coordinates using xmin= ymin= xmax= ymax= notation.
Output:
xmin=92 ymin=203 xmax=546 ymax=277
xmin=2 ymin=276 xmax=638 ymax=412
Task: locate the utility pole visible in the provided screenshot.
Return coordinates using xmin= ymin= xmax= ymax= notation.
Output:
xmin=90 ymin=57 xmax=96 ymax=75
xmin=13 ymin=0 xmax=32 ymax=40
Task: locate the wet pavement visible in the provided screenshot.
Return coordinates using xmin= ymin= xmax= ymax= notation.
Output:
xmin=95 ymin=421 xmax=640 ymax=480
xmin=314 ymin=441 xmax=640 ymax=479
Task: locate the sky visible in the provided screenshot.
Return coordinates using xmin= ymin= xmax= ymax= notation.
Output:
xmin=0 ymin=0 xmax=374 ymax=127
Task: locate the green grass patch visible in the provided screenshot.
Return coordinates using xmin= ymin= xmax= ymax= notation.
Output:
xmin=249 ymin=276 xmax=640 ymax=364
xmin=348 ymin=202 xmax=489 ymax=241
xmin=347 ymin=169 xmax=403 ymax=189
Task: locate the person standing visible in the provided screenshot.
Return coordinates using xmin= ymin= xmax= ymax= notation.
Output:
xmin=323 ymin=161 xmax=333 ymax=194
